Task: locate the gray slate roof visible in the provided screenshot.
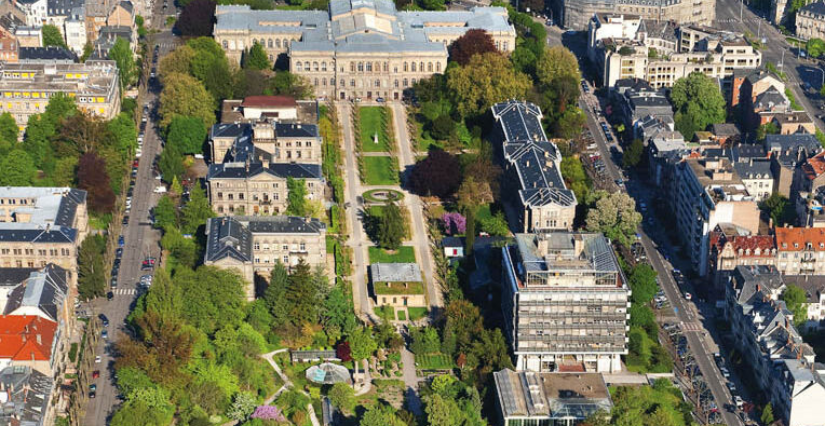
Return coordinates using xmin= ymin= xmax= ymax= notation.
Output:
xmin=733 ymin=159 xmax=772 ymax=180
xmin=4 ymin=264 xmax=68 ymax=322
xmin=491 ymin=100 xmax=576 ymax=209
xmin=205 ymin=216 xmax=326 ymax=264
xmin=0 ymin=187 xmax=86 ymax=244
xmin=370 ymin=263 xmax=422 ymax=283
xmin=0 ymin=366 xmax=52 ymax=426
xmin=801 ymin=0 xmax=825 ymax=17
xmin=215 ymin=1 xmax=512 ymax=55
xmin=207 ymin=161 xmax=323 ymax=180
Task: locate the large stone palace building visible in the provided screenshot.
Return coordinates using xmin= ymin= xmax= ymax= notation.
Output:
xmin=213 ymin=0 xmax=516 ymax=100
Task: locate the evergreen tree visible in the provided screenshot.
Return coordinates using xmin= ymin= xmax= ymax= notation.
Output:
xmin=243 ymin=42 xmax=271 ymax=70
xmin=378 ymin=202 xmax=404 ymax=250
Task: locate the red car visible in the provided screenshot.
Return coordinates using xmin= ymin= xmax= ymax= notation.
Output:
xmin=133 ymin=160 xmax=139 ymax=168
xmin=92 ymin=370 xmax=100 ymax=379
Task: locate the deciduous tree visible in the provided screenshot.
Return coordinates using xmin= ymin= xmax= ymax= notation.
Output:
xmin=0 ymin=149 xmax=35 ymax=186
xmin=0 ymin=112 xmax=18 ymax=153
xmin=448 ymin=29 xmax=498 ymax=66
xmin=181 ymin=185 xmax=215 ymax=234
xmin=670 ymin=72 xmax=726 ymax=140
xmin=409 ymin=149 xmax=461 ymax=198
xmin=78 ymin=234 xmax=107 ymax=300
xmin=78 ymin=152 xmax=116 ymax=214
xmin=623 ymin=138 xmax=645 ymax=169
xmin=42 ymin=25 xmax=67 ymax=49
xmin=109 ymin=38 xmax=137 ymax=88
xmin=782 ymin=285 xmax=808 ymax=327
xmin=585 ymin=191 xmax=642 ymax=246
xmin=536 ymin=46 xmax=581 ymax=88
xmin=158 ymin=143 xmax=185 ymax=183
xmin=808 ymin=38 xmax=825 ymax=58
xmin=328 ymin=383 xmax=355 ymax=412
xmin=167 ymin=116 xmax=207 ymax=154
xmin=446 ymin=52 xmax=531 ymax=117
xmin=286 ymin=177 xmax=309 ymax=217
xmin=159 ymin=72 xmax=215 ymax=129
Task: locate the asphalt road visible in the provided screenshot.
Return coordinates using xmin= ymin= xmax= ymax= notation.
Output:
xmin=578 ymin=81 xmax=743 ymax=426
xmin=81 ymin=10 xmax=179 ymax=426
xmin=715 ymin=0 xmax=825 ymax=132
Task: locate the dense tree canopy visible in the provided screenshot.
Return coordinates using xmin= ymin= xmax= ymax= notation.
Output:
xmin=448 ymin=29 xmax=498 ymax=66
xmin=446 ymin=52 xmax=532 ymax=117
xmin=808 ymin=38 xmax=825 ymax=58
xmin=159 ymin=72 xmax=216 ymax=129
xmin=0 ymin=112 xmax=18 ymax=153
xmin=177 ymin=0 xmax=216 ymax=37
xmin=537 ymin=46 xmax=581 ymax=88
xmin=285 ymin=177 xmax=309 ymax=217
xmin=377 ymin=202 xmax=405 ymax=250
xmin=670 ymin=72 xmax=727 ymax=140
xmin=166 ymin=116 xmax=207 ymax=154
xmin=782 ymin=285 xmax=808 ymax=327
xmin=0 ymin=149 xmax=36 ymax=186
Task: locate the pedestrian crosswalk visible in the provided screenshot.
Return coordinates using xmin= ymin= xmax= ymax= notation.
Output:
xmin=681 ymin=321 xmax=703 ymax=332
xmin=112 ymin=288 xmax=137 ymax=295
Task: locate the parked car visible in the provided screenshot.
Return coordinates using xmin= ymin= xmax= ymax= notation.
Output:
xmin=684 ymin=292 xmax=692 ymax=300
xmin=110 ymin=277 xmax=118 ymax=289
xmin=92 ymin=370 xmax=100 ymax=379
xmin=99 ymin=314 xmax=109 ymax=327
xmin=94 ymin=356 xmax=102 ymax=363
xmin=102 ymin=330 xmax=108 ymax=340
xmin=107 ymin=291 xmax=114 ymax=300
xmin=115 ymin=248 xmax=123 ymax=258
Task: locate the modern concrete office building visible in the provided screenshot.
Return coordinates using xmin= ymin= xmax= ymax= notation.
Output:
xmin=501 ymin=232 xmax=630 ymax=373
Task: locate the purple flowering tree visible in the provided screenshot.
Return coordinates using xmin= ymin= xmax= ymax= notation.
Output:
xmin=250 ymin=405 xmax=287 ymax=422
xmin=441 ymin=212 xmax=466 ymax=235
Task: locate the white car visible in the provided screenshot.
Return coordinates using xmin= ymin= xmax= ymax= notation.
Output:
xmin=94 ymin=355 xmax=102 ymax=363
xmin=153 ymin=186 xmax=167 ymax=194
xmin=136 ymin=149 xmax=142 ymax=158
xmin=684 ymin=292 xmax=692 ymax=300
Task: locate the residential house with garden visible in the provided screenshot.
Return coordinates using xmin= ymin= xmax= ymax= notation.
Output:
xmin=501 ymin=232 xmax=630 ymax=373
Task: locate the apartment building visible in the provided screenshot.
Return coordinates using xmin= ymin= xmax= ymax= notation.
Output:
xmin=0 ymin=315 xmax=58 ymax=376
xmin=557 ymin=0 xmax=715 ymax=31
xmin=493 ymin=369 xmax=613 ymax=426
xmin=591 ymin=18 xmax=762 ymax=88
xmin=0 ymin=187 xmax=88 ymax=286
xmin=708 ymin=225 xmax=776 ymax=286
xmin=764 ymin=133 xmax=823 ymax=197
xmin=0 ymin=60 xmax=120 ymax=129
xmin=672 ymin=157 xmax=760 ymax=275
xmin=0 ymin=366 xmax=53 ymax=426
xmin=725 ymin=265 xmax=825 ymax=426
xmin=214 ymin=0 xmax=515 ymax=100
xmin=206 ymin=160 xmax=324 ymax=216
xmin=491 ymin=100 xmax=577 ymax=233
xmin=774 ymin=227 xmax=825 ymax=275
xmin=501 ymin=232 xmax=630 ymax=373
xmin=204 ymin=215 xmax=327 ymax=299
xmin=796 ymin=1 xmax=825 ymax=41
xmin=732 ymin=158 xmax=773 ymax=201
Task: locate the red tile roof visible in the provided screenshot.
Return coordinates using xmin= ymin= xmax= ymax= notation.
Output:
xmin=711 ymin=232 xmax=776 ymax=257
xmin=0 ymin=315 xmax=56 ymax=362
xmin=775 ymin=227 xmax=825 ymax=251
xmin=241 ymin=95 xmax=297 ymax=109
xmin=803 ymin=151 xmax=825 ymax=180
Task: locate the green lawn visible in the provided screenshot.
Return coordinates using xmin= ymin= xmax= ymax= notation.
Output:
xmin=375 ymin=305 xmax=394 ymax=319
xmin=407 ymin=307 xmax=428 ymax=321
xmin=368 ymin=246 xmax=416 ymax=263
xmin=363 ymin=156 xmax=399 ymax=185
xmin=359 ymin=107 xmax=392 ymax=152
xmin=415 ymin=353 xmax=455 ymax=371
xmin=397 ymin=310 xmax=407 ymax=321
xmin=326 ymin=235 xmax=336 ymax=254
